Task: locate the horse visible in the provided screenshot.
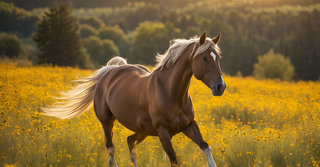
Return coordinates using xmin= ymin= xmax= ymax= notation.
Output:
xmin=42 ymin=32 xmax=226 ymax=167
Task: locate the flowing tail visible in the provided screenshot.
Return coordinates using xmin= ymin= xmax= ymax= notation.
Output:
xmin=42 ymin=56 xmax=127 ymax=119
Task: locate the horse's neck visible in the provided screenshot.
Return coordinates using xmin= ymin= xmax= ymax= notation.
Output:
xmin=157 ymin=45 xmax=194 ymax=103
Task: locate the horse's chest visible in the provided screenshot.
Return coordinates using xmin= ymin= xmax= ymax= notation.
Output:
xmin=170 ymin=115 xmax=190 ymax=132
xmin=156 ymin=110 xmax=193 ymax=134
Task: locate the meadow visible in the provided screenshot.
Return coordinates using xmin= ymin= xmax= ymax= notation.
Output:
xmin=0 ymin=63 xmax=319 ymax=167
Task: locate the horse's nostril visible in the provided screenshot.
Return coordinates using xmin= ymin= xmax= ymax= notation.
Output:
xmin=216 ymin=83 xmax=222 ymax=92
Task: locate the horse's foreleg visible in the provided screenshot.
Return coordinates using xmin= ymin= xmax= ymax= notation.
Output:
xmin=182 ymin=121 xmax=217 ymax=167
xmin=157 ymin=126 xmax=178 ymax=166
xmin=127 ymin=133 xmax=147 ymax=167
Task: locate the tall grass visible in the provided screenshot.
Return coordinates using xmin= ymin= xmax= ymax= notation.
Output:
xmin=0 ymin=57 xmax=32 ymax=67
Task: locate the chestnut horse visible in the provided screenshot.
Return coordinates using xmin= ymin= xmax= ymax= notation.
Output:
xmin=42 ymin=32 xmax=226 ymax=167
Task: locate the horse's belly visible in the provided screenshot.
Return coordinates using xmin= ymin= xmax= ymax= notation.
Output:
xmin=111 ymin=108 xmax=158 ymax=136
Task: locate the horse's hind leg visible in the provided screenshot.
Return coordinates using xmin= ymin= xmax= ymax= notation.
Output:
xmin=127 ymin=133 xmax=147 ymax=167
xmin=102 ymin=120 xmax=117 ymax=167
xmin=94 ymin=100 xmax=118 ymax=167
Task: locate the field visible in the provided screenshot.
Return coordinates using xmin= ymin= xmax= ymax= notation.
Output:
xmin=0 ymin=63 xmax=320 ymax=167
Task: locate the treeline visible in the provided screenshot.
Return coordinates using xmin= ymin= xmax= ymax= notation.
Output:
xmin=4 ymin=0 xmax=319 ymax=10
xmin=0 ymin=2 xmax=38 ymax=37
xmin=1 ymin=1 xmax=320 ymax=80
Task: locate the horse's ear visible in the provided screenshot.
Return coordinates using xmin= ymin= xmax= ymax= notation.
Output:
xmin=212 ymin=32 xmax=221 ymax=44
xmin=199 ymin=32 xmax=206 ymax=46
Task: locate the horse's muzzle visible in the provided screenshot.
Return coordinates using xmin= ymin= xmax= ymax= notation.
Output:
xmin=211 ymin=82 xmax=226 ymax=96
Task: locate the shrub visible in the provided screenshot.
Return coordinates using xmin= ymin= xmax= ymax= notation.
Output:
xmin=98 ymin=25 xmax=130 ymax=57
xmin=0 ymin=33 xmax=22 ymax=58
xmin=82 ymin=36 xmax=120 ymax=68
xmin=79 ymin=24 xmax=97 ymax=38
xmin=253 ymin=48 xmax=294 ymax=80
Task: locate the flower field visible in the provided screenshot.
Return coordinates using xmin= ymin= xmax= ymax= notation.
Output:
xmin=0 ymin=63 xmax=319 ymax=167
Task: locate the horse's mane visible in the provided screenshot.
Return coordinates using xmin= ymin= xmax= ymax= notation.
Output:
xmin=155 ymin=36 xmax=220 ymax=69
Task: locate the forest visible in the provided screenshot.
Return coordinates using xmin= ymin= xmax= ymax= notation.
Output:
xmin=1 ymin=0 xmax=320 ymax=80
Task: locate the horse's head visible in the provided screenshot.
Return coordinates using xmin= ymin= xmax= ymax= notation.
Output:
xmin=191 ymin=32 xmax=226 ymax=96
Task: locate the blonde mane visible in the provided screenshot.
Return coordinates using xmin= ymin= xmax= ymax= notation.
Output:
xmin=155 ymin=36 xmax=220 ymax=69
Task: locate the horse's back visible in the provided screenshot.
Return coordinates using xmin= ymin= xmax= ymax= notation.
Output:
xmin=94 ymin=64 xmax=156 ymax=135
xmin=97 ymin=64 xmax=151 ymax=96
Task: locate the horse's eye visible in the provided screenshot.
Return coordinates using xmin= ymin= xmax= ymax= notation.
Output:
xmin=202 ymin=56 xmax=208 ymax=61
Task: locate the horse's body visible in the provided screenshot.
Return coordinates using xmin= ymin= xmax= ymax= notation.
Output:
xmin=43 ymin=32 xmax=226 ymax=167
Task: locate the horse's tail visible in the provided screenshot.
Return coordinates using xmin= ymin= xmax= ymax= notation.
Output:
xmin=42 ymin=56 xmax=127 ymax=119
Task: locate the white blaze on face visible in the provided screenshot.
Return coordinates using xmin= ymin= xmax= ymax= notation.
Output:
xmin=221 ymin=75 xmax=225 ymax=85
xmin=210 ymin=52 xmax=216 ymax=62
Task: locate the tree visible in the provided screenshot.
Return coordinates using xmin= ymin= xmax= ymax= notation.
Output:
xmin=253 ymin=48 xmax=294 ymax=80
xmin=177 ymin=14 xmax=197 ymax=32
xmin=0 ymin=1 xmax=38 ymax=37
xmin=130 ymin=21 xmax=180 ymax=64
xmin=98 ymin=25 xmax=130 ymax=57
xmin=78 ymin=17 xmax=105 ymax=30
xmin=183 ymin=26 xmax=201 ymax=38
xmin=107 ymin=17 xmax=129 ymax=32
xmin=0 ymin=33 xmax=22 ymax=58
xmin=225 ymin=34 xmax=260 ymax=76
xmin=297 ymin=15 xmax=319 ymax=80
xmin=79 ymin=24 xmax=97 ymax=38
xmin=33 ymin=2 xmax=93 ymax=69
xmin=124 ymin=2 xmax=161 ymax=30
xmin=82 ymin=36 xmax=120 ymax=68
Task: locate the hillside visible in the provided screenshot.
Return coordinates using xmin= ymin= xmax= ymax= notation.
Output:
xmin=1 ymin=1 xmax=320 ymax=80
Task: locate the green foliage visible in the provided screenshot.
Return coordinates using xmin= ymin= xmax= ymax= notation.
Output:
xmin=82 ymin=36 xmax=120 ymax=68
xmin=253 ymin=48 xmax=295 ymax=80
xmin=107 ymin=17 xmax=129 ymax=32
xmin=79 ymin=24 xmax=97 ymax=38
xmin=183 ymin=26 xmax=201 ymax=38
xmin=199 ymin=19 xmax=235 ymax=45
xmin=4 ymin=0 xmax=320 ymax=80
xmin=98 ymin=25 xmax=130 ymax=57
xmin=33 ymin=3 xmax=94 ymax=69
xmin=0 ymin=32 xmax=37 ymax=63
xmin=130 ymin=21 xmax=181 ymax=64
xmin=198 ymin=18 xmax=237 ymax=74
xmin=123 ymin=2 xmax=161 ymax=30
xmin=78 ymin=16 xmax=105 ymax=30
xmin=0 ymin=33 xmax=22 ymax=58
xmin=0 ymin=1 xmax=38 ymax=37
xmin=176 ymin=14 xmax=197 ymax=32
xmin=226 ymin=34 xmax=260 ymax=76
